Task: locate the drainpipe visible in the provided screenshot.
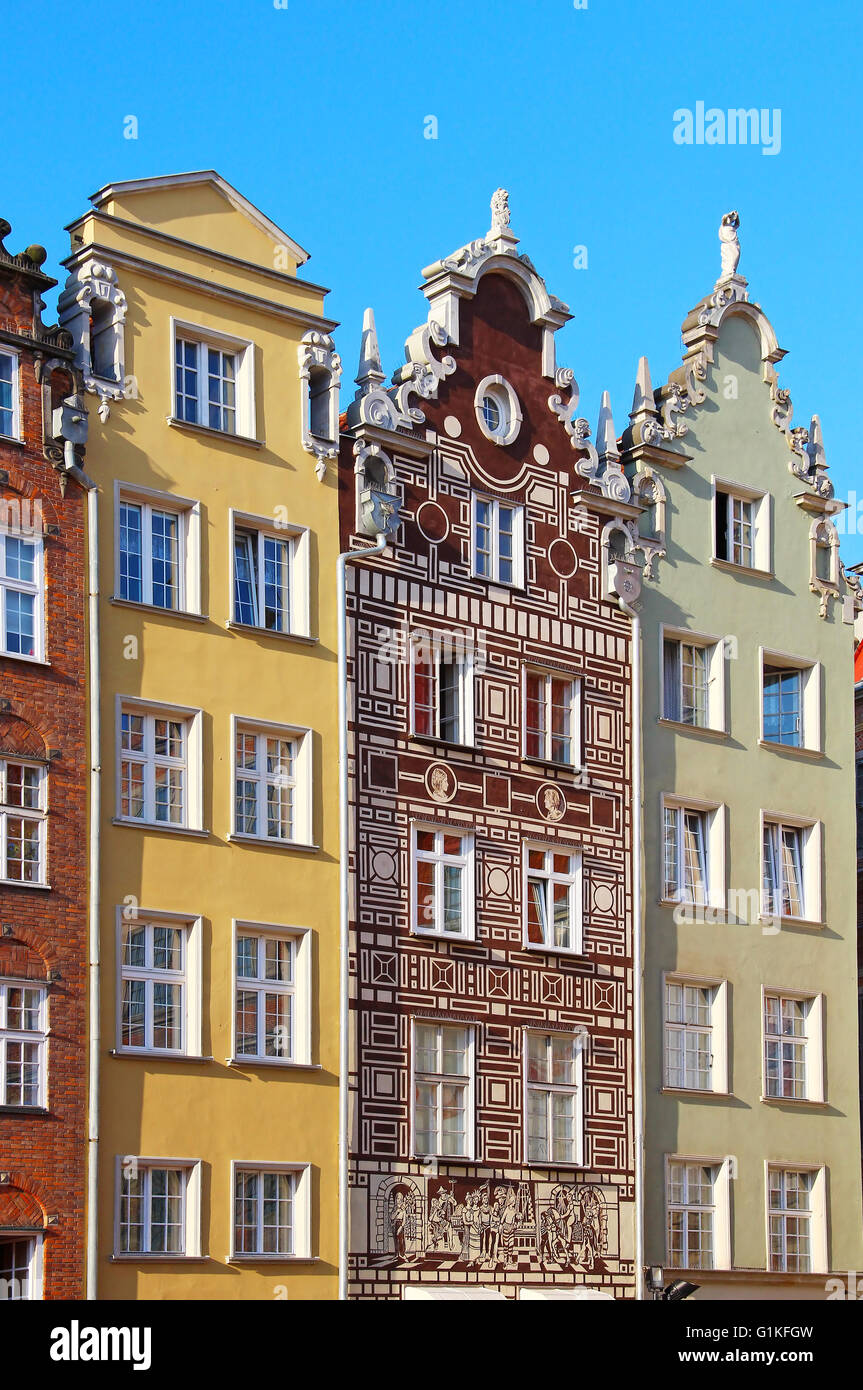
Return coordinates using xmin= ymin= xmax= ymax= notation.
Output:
xmin=337 ymin=535 xmax=389 ymax=1302
xmin=84 ymin=482 xmax=101 ymax=1300
xmin=618 ymin=595 xmax=644 ymax=1301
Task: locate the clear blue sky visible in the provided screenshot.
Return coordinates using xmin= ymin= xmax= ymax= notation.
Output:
xmin=3 ymin=0 xmax=860 ymax=556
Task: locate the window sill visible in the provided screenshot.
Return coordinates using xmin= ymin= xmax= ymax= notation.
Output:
xmin=710 ymin=557 xmax=774 ymax=581
xmin=226 ymin=1057 xmax=321 ymax=1071
xmin=758 ymin=913 xmax=823 ymax=930
xmin=0 ymin=651 xmax=49 ymax=667
xmin=657 ymin=898 xmax=725 ymax=913
xmin=0 ymin=1104 xmax=49 ymax=1116
xmin=660 ymin=1088 xmax=733 ymax=1100
xmin=109 ymin=1050 xmax=215 ymax=1064
xmin=523 ymin=755 xmax=583 ymax=776
xmin=110 ymin=1254 xmax=209 ymax=1263
xmin=110 ymin=597 xmax=207 ymax=623
xmin=227 ymin=833 xmax=320 ymax=853
xmin=226 ymin=621 xmax=318 ymax=646
xmin=411 ymin=929 xmax=478 ymax=945
xmin=410 ymin=733 xmax=475 ymax=752
xmin=758 ymin=738 xmax=823 ymax=761
xmin=523 ymin=942 xmax=584 ymax=958
xmin=167 ymin=416 xmax=264 ymax=448
xmin=760 ymin=1095 xmax=827 ymax=1109
xmin=226 ymin=1254 xmax=318 ymax=1264
xmin=657 ymin=718 xmax=728 ymax=741
xmin=0 ymin=878 xmax=51 ymax=891
xmin=525 ymin=1159 xmax=585 ymax=1170
xmin=111 ymin=818 xmax=210 ymax=839
xmin=0 ymin=434 xmax=25 ymax=448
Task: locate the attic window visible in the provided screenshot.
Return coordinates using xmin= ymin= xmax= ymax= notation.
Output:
xmin=474 ymin=375 xmax=522 ymax=447
xmin=308 ymin=366 xmax=333 ymax=441
xmin=713 ymin=480 xmax=770 ymax=573
xmin=90 ymin=298 xmax=119 ymax=382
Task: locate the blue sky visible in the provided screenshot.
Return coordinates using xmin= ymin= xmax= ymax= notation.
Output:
xmin=3 ymin=0 xmax=861 ymax=555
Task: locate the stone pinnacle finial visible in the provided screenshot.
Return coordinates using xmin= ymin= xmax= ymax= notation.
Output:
xmin=355 ymin=307 xmax=385 ymax=394
xmin=718 ymin=210 xmax=741 ymax=281
xmin=630 ymin=356 xmax=654 ymax=418
xmin=597 ymin=390 xmax=620 ymax=462
xmin=490 ymin=188 xmax=511 ymax=234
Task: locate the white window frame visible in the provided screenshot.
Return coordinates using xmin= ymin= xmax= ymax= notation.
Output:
xmin=410 ymin=823 xmax=475 ymax=940
xmin=522 ymin=843 xmax=583 ymax=954
xmin=0 ymin=1234 xmax=43 ymax=1300
xmin=0 ymin=347 xmax=21 ymax=440
xmin=0 ymin=527 xmax=45 ymax=663
xmin=765 ymin=1163 xmax=827 ymax=1274
xmin=760 ymin=812 xmax=821 ymax=925
xmin=759 ymin=648 xmax=821 ymax=754
xmin=231 ymin=921 xmax=312 ymax=1067
xmin=473 ymin=374 xmax=523 ymax=447
xmin=114 ymin=481 xmax=201 ymax=615
xmin=712 ymin=475 xmax=771 ymax=573
xmin=662 ymin=975 xmax=729 ymax=1094
xmin=761 ymin=989 xmax=824 ymax=1103
xmin=522 ymin=667 xmax=582 ymax=768
xmin=661 ymin=796 xmax=726 ymax=911
xmin=229 ymin=510 xmax=310 ymax=638
xmin=113 ymin=1155 xmax=201 ymax=1258
xmin=660 ymin=627 xmax=725 ymax=733
xmin=0 ymin=979 xmax=47 ymax=1108
xmin=230 ymin=716 xmax=314 ymax=848
xmin=170 ymin=317 xmax=256 ymax=439
xmin=0 ymin=758 xmax=47 ymax=887
xmin=523 ymin=1027 xmax=585 ymax=1166
xmin=410 ymin=1019 xmax=476 ymax=1161
xmin=115 ymin=907 xmax=202 ymax=1058
xmin=471 ymin=494 xmax=525 ymax=587
xmin=665 ymin=1155 xmax=732 ymax=1271
xmin=229 ymin=1161 xmax=312 ymax=1260
xmin=115 ymin=697 xmax=203 ymax=832
xmin=409 ymin=631 xmax=475 ymax=745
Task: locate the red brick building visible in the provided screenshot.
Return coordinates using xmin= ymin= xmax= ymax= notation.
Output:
xmin=0 ymin=220 xmax=90 ymax=1299
xmin=339 ymin=193 xmax=640 ymax=1300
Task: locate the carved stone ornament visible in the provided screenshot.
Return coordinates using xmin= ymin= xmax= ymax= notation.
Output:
xmin=298 ymin=329 xmax=342 ymax=480
xmin=57 ymin=259 xmax=127 ymax=422
xmin=538 ymin=784 xmax=567 ymax=823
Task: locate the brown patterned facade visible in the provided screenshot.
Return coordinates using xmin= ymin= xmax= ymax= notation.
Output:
xmin=0 ymin=222 xmax=89 ymax=1298
xmin=339 ymin=198 xmax=638 ymax=1300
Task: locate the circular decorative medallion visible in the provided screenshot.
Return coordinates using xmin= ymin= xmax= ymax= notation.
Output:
xmin=487 ymin=867 xmax=510 ymax=896
xmin=592 ymin=884 xmax=615 ymax=914
xmin=548 ymin=538 xmax=578 ymax=579
xmin=537 ymin=783 xmax=567 ymax=822
xmin=372 ymin=850 xmax=396 ymax=881
xmin=443 ymin=415 xmax=462 ymax=438
xmin=426 ymin=763 xmax=457 ymax=803
xmin=533 ymin=443 xmax=550 ymax=465
xmin=416 ymin=501 xmax=450 ymax=544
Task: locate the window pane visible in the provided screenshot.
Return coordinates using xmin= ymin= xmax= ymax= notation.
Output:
xmin=119 ymin=503 xmax=143 ymax=603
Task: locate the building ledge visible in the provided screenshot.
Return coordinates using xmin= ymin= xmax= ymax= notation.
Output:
xmin=225 ymin=621 xmax=318 ymax=646
xmin=110 ymin=597 xmax=208 ymax=623
xmin=226 ymin=1057 xmax=322 ymax=1071
xmin=226 ymin=1255 xmax=319 ymax=1265
xmin=710 ymin=557 xmax=774 ymax=582
xmin=657 ymin=718 xmax=728 ymax=741
xmin=759 ymin=1095 xmax=828 ymax=1109
xmin=758 ymin=738 xmax=823 ymax=761
xmin=659 ymin=1088 xmax=734 ymax=1101
xmin=111 ymin=818 xmax=210 ymax=840
xmin=226 ymin=833 xmax=320 ymax=853
xmin=108 ymin=1050 xmax=215 ymax=1064
xmin=167 ymin=416 xmax=264 ymax=449
xmin=109 ymin=1255 xmax=210 ymax=1263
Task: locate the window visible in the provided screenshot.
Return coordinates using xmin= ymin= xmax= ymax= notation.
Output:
xmin=233 ymin=527 xmax=292 ymax=633
xmin=662 ymin=634 xmax=723 ymax=730
xmin=472 ymin=496 xmax=524 ymax=586
xmin=0 ymin=1237 xmax=41 ymax=1300
xmin=664 ymin=982 xmax=721 ymax=1092
xmin=0 ymin=531 xmax=42 ymax=659
xmin=172 ymin=321 xmax=255 ymax=438
xmin=524 ymin=670 xmax=580 ymax=766
xmin=0 ymin=760 xmax=46 ymax=885
xmin=667 ymin=1161 xmax=719 ymax=1270
xmin=118 ymin=497 xmax=187 ymax=611
xmin=234 ymin=926 xmax=310 ymax=1065
xmin=90 ymin=297 xmax=119 ymax=382
xmin=117 ymin=701 xmax=202 ymax=831
xmin=0 ymin=350 xmax=19 ymax=438
xmin=116 ymin=1159 xmax=200 ymax=1257
xmin=233 ymin=722 xmax=312 ymax=845
xmin=413 ymin=1021 xmax=474 ymax=1158
xmin=760 ymin=652 xmax=820 ymax=753
xmin=524 ymin=845 xmax=582 ymax=952
xmin=663 ymin=805 xmax=706 ymax=905
xmin=411 ymin=635 xmax=473 ymax=744
xmin=412 ymin=827 xmax=474 ymax=938
xmin=713 ymin=481 xmax=769 ymax=572
xmin=525 ymin=1030 xmax=583 ymax=1164
xmin=474 ymin=375 xmax=522 ymax=446
xmin=763 ymin=993 xmax=823 ymax=1102
xmin=231 ymin=1164 xmax=311 ymax=1258
xmin=762 ymin=822 xmax=802 ymax=919
xmin=120 ymin=920 xmax=186 ymax=1053
xmin=0 ymin=981 xmax=46 ymax=1107
xmin=767 ymin=1169 xmax=813 ymax=1273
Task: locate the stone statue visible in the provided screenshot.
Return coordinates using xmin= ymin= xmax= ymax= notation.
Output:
xmin=719 ymin=211 xmax=740 ymax=279
xmin=490 ymin=188 xmax=511 ymax=233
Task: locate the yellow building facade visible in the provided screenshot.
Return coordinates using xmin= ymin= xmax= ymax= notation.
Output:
xmin=60 ymin=173 xmax=342 ymax=1298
